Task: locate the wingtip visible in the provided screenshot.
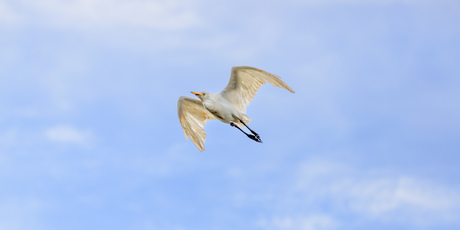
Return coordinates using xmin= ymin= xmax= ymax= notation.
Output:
xmin=284 ymin=86 xmax=295 ymax=93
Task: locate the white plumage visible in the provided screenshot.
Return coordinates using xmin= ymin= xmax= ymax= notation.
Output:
xmin=177 ymin=66 xmax=295 ymax=151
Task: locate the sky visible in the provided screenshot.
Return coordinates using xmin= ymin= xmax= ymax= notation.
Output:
xmin=1 ymin=0 xmax=459 ymax=229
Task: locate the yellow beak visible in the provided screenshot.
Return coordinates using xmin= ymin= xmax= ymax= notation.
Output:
xmin=191 ymin=91 xmax=201 ymax=96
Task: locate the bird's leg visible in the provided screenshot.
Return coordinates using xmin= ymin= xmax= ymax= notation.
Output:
xmin=238 ymin=119 xmax=260 ymax=138
xmin=230 ymin=121 xmax=249 ymax=135
xmin=230 ymin=122 xmax=262 ymax=143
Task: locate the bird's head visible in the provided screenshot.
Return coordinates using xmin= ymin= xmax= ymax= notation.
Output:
xmin=191 ymin=91 xmax=210 ymax=101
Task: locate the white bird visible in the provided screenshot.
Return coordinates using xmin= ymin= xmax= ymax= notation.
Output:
xmin=177 ymin=66 xmax=295 ymax=152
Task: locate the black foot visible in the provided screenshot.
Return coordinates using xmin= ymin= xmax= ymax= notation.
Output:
xmin=248 ymin=134 xmax=263 ymax=143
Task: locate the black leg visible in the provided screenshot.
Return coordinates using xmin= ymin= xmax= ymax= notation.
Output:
xmin=230 ymin=121 xmax=249 ymax=135
xmin=230 ymin=121 xmax=262 ymax=143
xmin=238 ymin=119 xmax=260 ymax=137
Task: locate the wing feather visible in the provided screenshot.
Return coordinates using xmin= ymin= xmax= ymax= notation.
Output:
xmin=219 ymin=66 xmax=295 ymax=113
xmin=177 ymin=96 xmax=215 ymax=152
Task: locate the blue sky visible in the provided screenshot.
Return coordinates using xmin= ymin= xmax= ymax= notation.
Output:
xmin=1 ymin=0 xmax=459 ymax=229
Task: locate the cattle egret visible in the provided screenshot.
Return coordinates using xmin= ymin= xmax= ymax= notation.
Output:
xmin=177 ymin=66 xmax=295 ymax=151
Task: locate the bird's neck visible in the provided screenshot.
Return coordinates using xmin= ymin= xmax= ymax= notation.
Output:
xmin=201 ymin=95 xmax=214 ymax=103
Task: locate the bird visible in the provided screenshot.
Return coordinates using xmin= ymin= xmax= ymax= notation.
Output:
xmin=177 ymin=66 xmax=295 ymax=152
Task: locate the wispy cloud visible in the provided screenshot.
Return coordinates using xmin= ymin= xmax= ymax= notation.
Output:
xmin=257 ymin=214 xmax=338 ymax=230
xmin=6 ymin=0 xmax=201 ymax=30
xmin=346 ymin=177 xmax=460 ymax=224
xmin=0 ymin=1 xmax=20 ymax=25
xmin=285 ymin=0 xmax=423 ymax=5
xmin=294 ymin=159 xmax=460 ymax=226
xmin=45 ymin=125 xmax=93 ymax=147
xmin=0 ymin=1 xmax=458 ymax=229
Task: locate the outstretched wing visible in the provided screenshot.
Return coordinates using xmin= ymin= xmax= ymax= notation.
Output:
xmin=177 ymin=96 xmax=216 ymax=152
xmin=219 ymin=66 xmax=295 ymax=113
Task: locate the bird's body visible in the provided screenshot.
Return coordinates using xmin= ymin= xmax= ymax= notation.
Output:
xmin=201 ymin=93 xmax=248 ymax=125
xmin=177 ymin=66 xmax=294 ymax=151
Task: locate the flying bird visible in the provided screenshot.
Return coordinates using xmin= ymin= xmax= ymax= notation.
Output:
xmin=177 ymin=66 xmax=295 ymax=151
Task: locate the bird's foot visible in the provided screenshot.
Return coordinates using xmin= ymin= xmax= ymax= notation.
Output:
xmin=248 ymin=134 xmax=263 ymax=143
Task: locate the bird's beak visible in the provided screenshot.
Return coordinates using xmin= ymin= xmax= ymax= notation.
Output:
xmin=191 ymin=91 xmax=201 ymax=97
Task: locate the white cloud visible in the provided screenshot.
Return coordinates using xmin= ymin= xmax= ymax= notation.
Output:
xmin=286 ymin=0 xmax=421 ymax=5
xmin=0 ymin=0 xmax=208 ymax=60
xmin=257 ymin=214 xmax=338 ymax=230
xmin=294 ymin=159 xmax=460 ymax=226
xmin=301 ymin=215 xmax=338 ymax=230
xmin=9 ymin=0 xmax=201 ymax=30
xmin=45 ymin=125 xmax=93 ymax=147
xmin=346 ymin=177 xmax=460 ymax=224
xmin=0 ymin=1 xmax=20 ymax=25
